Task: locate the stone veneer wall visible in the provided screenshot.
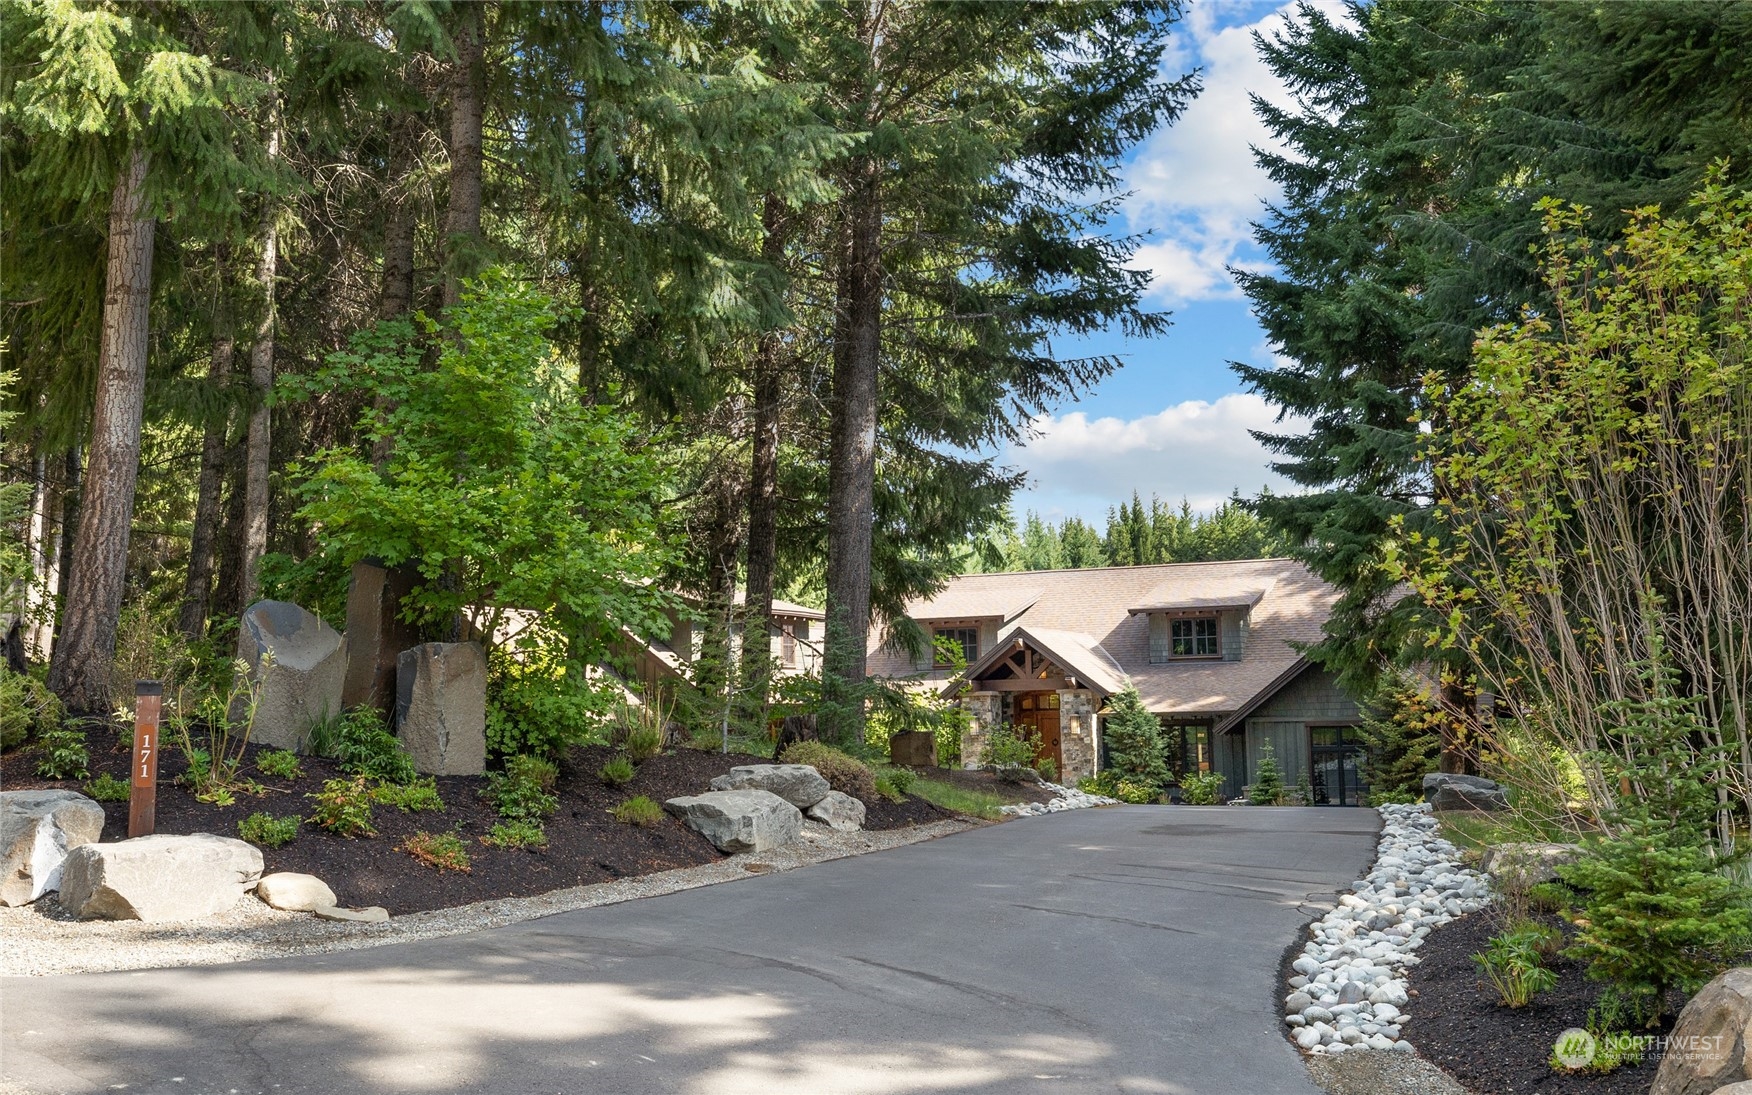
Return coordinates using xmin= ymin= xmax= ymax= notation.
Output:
xmin=1057 ymin=689 xmax=1098 ymax=780
xmin=959 ymin=691 xmax=1001 ymax=770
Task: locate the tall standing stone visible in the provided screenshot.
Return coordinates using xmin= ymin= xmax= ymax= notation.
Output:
xmin=339 ymin=560 xmax=420 ymax=713
xmin=395 ymin=642 xmax=487 ymax=775
xmin=236 ymin=601 xmax=346 ymax=751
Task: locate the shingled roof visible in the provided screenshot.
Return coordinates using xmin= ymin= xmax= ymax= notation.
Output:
xmin=880 ymin=558 xmax=1337 ymax=718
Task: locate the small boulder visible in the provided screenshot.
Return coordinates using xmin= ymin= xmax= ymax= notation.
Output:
xmin=314 ymin=905 xmax=389 ymax=923
xmin=1652 ymin=967 xmax=1752 ymax=1095
xmin=888 ymin=730 xmax=935 ymax=767
xmin=395 ymin=642 xmax=487 ymax=776
xmin=59 ymin=833 xmax=263 ymax=923
xmin=254 ymin=872 xmax=337 ymax=912
xmin=237 ymin=600 xmax=347 ymax=751
xmin=664 ymin=790 xmax=802 ymax=853
xmin=1424 ymin=773 xmax=1508 ymax=812
xmin=805 ymin=790 xmax=866 ymax=832
xmin=0 ymin=790 xmax=106 ymax=906
xmin=1479 ymin=842 xmax=1582 ymax=887
xmin=709 ymin=764 xmax=831 ymax=809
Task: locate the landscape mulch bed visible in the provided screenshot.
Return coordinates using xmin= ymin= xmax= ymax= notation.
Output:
xmin=2 ymin=734 xmax=956 ymax=915
xmin=1406 ymin=910 xmax=1674 ymax=1095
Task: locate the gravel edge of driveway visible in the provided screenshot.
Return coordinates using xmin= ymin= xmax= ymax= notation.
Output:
xmin=1 ymin=818 xmax=975 ymax=978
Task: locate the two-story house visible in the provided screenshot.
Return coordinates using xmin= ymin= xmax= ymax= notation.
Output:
xmin=866 ymin=559 xmax=1371 ymax=804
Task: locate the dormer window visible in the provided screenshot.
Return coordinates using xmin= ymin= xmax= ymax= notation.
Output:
xmin=1172 ymin=616 xmax=1219 ymax=657
xmin=1150 ymin=612 xmax=1221 ymax=662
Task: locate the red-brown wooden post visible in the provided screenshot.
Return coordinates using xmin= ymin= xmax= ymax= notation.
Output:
xmin=129 ymin=681 xmax=163 ymax=837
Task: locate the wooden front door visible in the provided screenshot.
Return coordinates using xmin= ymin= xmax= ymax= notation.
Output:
xmin=1016 ymin=692 xmax=1063 ymax=774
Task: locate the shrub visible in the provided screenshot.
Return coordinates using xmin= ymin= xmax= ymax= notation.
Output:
xmin=873 ymin=774 xmax=906 ymax=802
xmin=623 ymin=723 xmax=663 ymax=763
xmin=327 ymin=708 xmax=417 ymax=784
xmin=780 ymin=741 xmax=877 ymax=802
xmin=1180 ymin=771 xmax=1225 ymax=805
xmin=307 ymin=776 xmax=376 ymax=837
xmin=80 ymin=772 xmax=128 ymax=802
xmin=977 ymin=724 xmax=1038 ymax=777
xmin=612 ymin=795 xmax=666 ymax=827
xmin=401 ymin=830 xmax=471 ymax=871
xmin=1 ymin=670 xmax=64 ymax=750
xmin=1367 ymin=789 xmax=1420 ymax=807
xmin=935 ymin=707 xmax=969 ymax=767
xmin=1114 ymin=779 xmax=1160 ymax=804
xmin=1079 ymin=771 xmax=1121 ymax=797
xmin=1472 ymin=929 xmax=1559 ymax=1008
xmin=482 ymin=819 xmax=548 ymax=848
xmin=882 ymin=767 xmax=917 ymax=795
xmin=598 ymin=754 xmax=635 ymax=786
xmin=256 ymin=749 xmax=304 ymax=779
xmin=371 ymin=777 xmax=445 ymax=813
xmin=1527 ymin=881 xmax=1578 ymax=916
xmin=34 ymin=723 xmax=89 ymax=780
xmin=1103 ymin=686 xmax=1170 ymax=790
xmin=1248 ymin=740 xmax=1285 ymax=805
xmin=1035 ymin=758 xmax=1058 ymax=783
xmin=239 ymin=812 xmax=301 ymax=848
xmin=486 ymin=755 xmax=560 ymax=821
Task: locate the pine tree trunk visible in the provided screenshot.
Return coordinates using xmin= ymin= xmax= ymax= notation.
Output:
xmin=46 ymin=146 xmax=154 ymax=716
xmin=51 ymin=445 xmax=80 ymax=662
xmin=179 ymin=298 xmax=234 ymax=641
xmin=742 ymin=196 xmax=787 ymax=711
xmin=380 ymin=112 xmax=417 ymax=321
xmin=443 ymin=3 xmax=485 ymax=310
xmin=238 ymin=110 xmax=280 ymax=608
xmin=214 ymin=438 xmax=246 ymax=624
xmin=821 ymin=157 xmax=882 ymax=745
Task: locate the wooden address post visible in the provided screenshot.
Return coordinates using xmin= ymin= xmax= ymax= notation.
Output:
xmin=129 ymin=681 xmax=163 ymax=838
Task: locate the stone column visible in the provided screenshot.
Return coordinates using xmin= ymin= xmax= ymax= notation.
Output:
xmin=958 ymin=691 xmax=1000 ymax=770
xmin=1058 ymin=689 xmax=1098 ymax=780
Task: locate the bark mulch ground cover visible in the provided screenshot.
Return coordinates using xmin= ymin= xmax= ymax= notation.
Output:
xmin=1406 ymin=910 xmax=1673 ymax=1095
xmin=1 ymin=735 xmax=957 ymax=915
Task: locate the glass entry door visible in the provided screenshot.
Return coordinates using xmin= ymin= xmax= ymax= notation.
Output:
xmin=1309 ymin=725 xmax=1366 ymax=806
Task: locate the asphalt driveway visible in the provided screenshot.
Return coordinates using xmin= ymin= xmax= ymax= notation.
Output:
xmin=2 ymin=805 xmax=1379 ymax=1095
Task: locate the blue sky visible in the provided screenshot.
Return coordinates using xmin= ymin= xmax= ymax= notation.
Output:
xmin=1001 ymin=0 xmax=1341 ymax=523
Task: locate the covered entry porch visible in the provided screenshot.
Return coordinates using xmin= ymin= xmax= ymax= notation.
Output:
xmin=948 ymin=627 xmax=1124 ymax=781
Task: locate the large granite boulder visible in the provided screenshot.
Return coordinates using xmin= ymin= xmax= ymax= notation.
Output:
xmin=395 ymin=642 xmax=487 ymax=776
xmin=1425 ymin=772 xmax=1509 ymax=812
xmin=664 ymin=790 xmax=802 ymax=853
xmin=339 ymin=560 xmax=421 ymax=713
xmin=237 ymin=600 xmax=347 ymax=751
xmin=1653 ymin=968 xmax=1752 ymax=1095
xmin=888 ymin=730 xmax=935 ymax=767
xmin=59 ymin=833 xmax=263 ymax=923
xmin=0 ymin=790 xmax=106 ymax=906
xmin=1480 ymin=842 xmax=1583 ymax=887
xmin=709 ymin=764 xmax=831 ymax=809
xmin=254 ymin=871 xmax=337 ymax=912
xmin=805 ymin=790 xmax=866 ymax=832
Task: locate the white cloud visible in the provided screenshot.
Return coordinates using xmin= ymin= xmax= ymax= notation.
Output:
xmin=1004 ymin=393 xmax=1308 ymax=522
xmin=1124 ymin=1 xmax=1351 ymax=305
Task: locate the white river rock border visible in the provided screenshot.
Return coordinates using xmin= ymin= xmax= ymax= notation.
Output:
xmin=999 ymin=780 xmax=1119 ymax=816
xmin=1285 ymin=802 xmax=1491 ymax=1056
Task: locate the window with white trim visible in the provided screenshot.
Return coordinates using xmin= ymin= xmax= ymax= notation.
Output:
xmin=933 ymin=627 xmax=980 ymax=668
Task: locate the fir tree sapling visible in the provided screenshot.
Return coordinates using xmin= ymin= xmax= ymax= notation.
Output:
xmin=1102 ymin=687 xmax=1170 ymax=792
xmin=1249 ymin=739 xmax=1285 ymax=805
xmin=1560 ymin=662 xmax=1752 ymax=1027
